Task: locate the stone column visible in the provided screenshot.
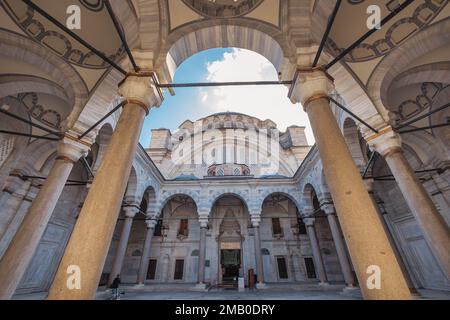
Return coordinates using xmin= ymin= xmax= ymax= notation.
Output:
xmin=137 ymin=218 xmax=157 ymax=285
xmin=368 ymin=128 xmax=450 ymax=276
xmin=322 ymin=205 xmax=355 ymax=287
xmin=107 ymin=206 xmax=138 ymax=286
xmin=0 ymin=174 xmax=32 ymax=258
xmin=0 ymin=137 xmax=90 ymax=299
xmin=289 ymin=67 xmax=411 ymax=299
xmin=304 ymin=218 xmax=328 ymax=285
xmin=251 ymin=214 xmax=265 ymax=287
xmin=48 ymin=71 xmax=162 ymax=300
xmin=196 ymin=214 xmax=208 ymax=288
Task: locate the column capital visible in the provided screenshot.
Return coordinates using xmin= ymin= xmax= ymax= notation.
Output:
xmin=366 ymin=127 xmax=402 ymax=157
xmin=250 ymin=214 xmax=261 ymax=227
xmin=56 ymin=136 xmax=91 ymax=163
xmin=289 ymin=68 xmax=335 ymax=111
xmin=145 ymin=219 xmax=157 ymax=229
xmin=303 ymin=217 xmax=315 ymax=226
xmin=123 ymin=206 xmax=138 ymax=218
xmin=302 ymin=207 xmax=315 ymax=217
xmin=321 ymin=204 xmax=335 ymax=215
xmin=198 ymin=213 xmax=209 ymax=228
xmin=145 ymin=210 xmax=158 ymax=220
xmin=118 ymin=71 xmax=162 ymax=114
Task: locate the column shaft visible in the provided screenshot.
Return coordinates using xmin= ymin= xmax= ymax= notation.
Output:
xmin=305 ymin=97 xmax=411 ymax=299
xmin=0 ymin=180 xmax=32 ymax=258
xmin=137 ymin=225 xmax=155 ymax=285
xmin=384 ymin=150 xmax=450 ymax=275
xmin=108 ymin=214 xmax=135 ymax=286
xmin=0 ymin=158 xmax=75 ymax=299
xmin=253 ymin=226 xmax=264 ymax=284
xmin=306 ymin=223 xmax=328 ymax=284
xmin=197 ymin=227 xmax=207 ymax=284
xmin=48 ymin=103 xmax=147 ymax=299
xmin=327 ymin=214 xmax=354 ymax=286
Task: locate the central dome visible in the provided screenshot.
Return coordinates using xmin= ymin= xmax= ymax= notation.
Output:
xmin=182 ymin=0 xmax=264 ymax=18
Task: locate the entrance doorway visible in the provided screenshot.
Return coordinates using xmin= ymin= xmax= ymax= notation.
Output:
xmin=220 ymin=241 xmax=241 ymax=288
xmin=221 ymin=249 xmax=241 ymax=286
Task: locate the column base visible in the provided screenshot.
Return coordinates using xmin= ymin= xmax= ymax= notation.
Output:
xmin=133 ymin=283 xmax=145 ymax=288
xmin=342 ymin=285 xmax=359 ymax=292
xmin=341 ymin=286 xmax=362 ymax=298
xmin=193 ymin=283 xmax=208 ymax=291
xmin=255 ymin=283 xmax=267 ymax=289
xmin=318 ymin=281 xmax=330 ymax=286
xmin=238 ymin=277 xmax=245 ymax=292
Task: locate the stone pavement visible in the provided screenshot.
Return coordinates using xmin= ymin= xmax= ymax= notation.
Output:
xmin=11 ymin=286 xmax=450 ymax=300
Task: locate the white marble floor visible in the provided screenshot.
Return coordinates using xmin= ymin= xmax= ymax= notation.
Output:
xmin=11 ymin=287 xmax=450 ymax=300
xmin=94 ymin=287 xmax=450 ymax=301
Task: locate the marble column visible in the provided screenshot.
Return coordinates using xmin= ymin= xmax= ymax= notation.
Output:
xmin=0 ymin=174 xmax=32 ymax=258
xmin=368 ymin=128 xmax=450 ymax=276
xmin=322 ymin=205 xmax=355 ymax=287
xmin=137 ymin=218 xmax=157 ymax=285
xmin=48 ymin=70 xmax=162 ymax=300
xmin=304 ymin=218 xmax=328 ymax=284
xmin=289 ymin=67 xmax=411 ymax=299
xmin=0 ymin=137 xmax=90 ymax=299
xmin=197 ymin=215 xmax=208 ymax=287
xmin=108 ymin=206 xmax=138 ymax=286
xmin=251 ymin=214 xmax=265 ymax=287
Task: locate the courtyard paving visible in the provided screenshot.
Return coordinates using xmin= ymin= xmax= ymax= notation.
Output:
xmin=94 ymin=286 xmax=450 ymax=301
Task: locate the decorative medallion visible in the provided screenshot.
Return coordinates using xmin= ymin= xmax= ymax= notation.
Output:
xmin=182 ymin=0 xmax=264 ymax=19
xmin=79 ymin=0 xmax=104 ymax=12
xmin=1 ymin=93 xmax=63 ymax=129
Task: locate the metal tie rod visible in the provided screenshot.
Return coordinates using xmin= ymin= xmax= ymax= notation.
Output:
xmin=395 ymin=101 xmax=450 ymax=130
xmin=0 ymin=129 xmax=60 ymax=141
xmin=328 ymin=96 xmax=379 ymax=133
xmin=364 ymin=168 xmax=445 ymax=180
xmin=0 ymin=108 xmax=62 ymax=137
xmin=78 ymin=101 xmax=125 ymax=139
xmin=157 ymin=80 xmax=293 ymax=88
xmin=80 ymin=156 xmax=95 ymax=178
xmin=22 ymin=0 xmax=127 ymax=76
xmin=362 ymin=151 xmax=377 ymax=178
xmin=325 ymin=0 xmax=415 ymax=70
xmin=397 ymin=122 xmax=450 ymax=134
xmin=104 ymin=0 xmax=139 ymax=72
xmin=313 ymin=0 xmax=342 ymax=67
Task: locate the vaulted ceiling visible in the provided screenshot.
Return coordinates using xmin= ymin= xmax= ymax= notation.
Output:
xmin=0 ymin=0 xmax=448 ymax=143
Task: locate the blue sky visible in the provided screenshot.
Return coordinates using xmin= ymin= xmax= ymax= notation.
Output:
xmin=139 ymin=48 xmax=313 ymax=147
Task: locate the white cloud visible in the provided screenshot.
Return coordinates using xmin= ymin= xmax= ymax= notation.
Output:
xmin=200 ymin=49 xmax=315 ymax=145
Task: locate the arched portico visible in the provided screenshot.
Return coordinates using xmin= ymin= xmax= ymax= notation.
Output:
xmin=23 ymin=0 xmax=447 ymax=301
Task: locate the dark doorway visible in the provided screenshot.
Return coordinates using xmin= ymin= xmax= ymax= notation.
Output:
xmin=277 ymin=256 xmax=289 ymax=279
xmin=221 ymin=249 xmax=241 ymax=287
xmin=146 ymin=259 xmax=157 ymax=280
xmin=304 ymin=257 xmax=317 ymax=279
xmin=174 ymin=259 xmax=184 ymax=280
